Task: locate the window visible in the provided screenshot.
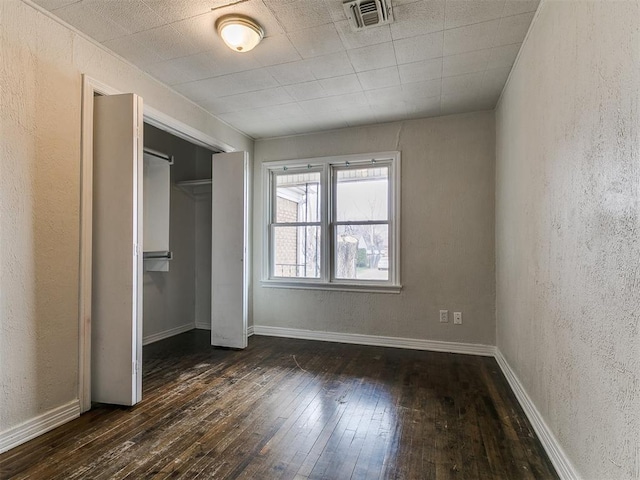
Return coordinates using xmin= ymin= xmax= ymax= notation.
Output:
xmin=263 ymin=152 xmax=401 ymax=292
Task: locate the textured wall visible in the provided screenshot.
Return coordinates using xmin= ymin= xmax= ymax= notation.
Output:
xmin=0 ymin=0 xmax=252 ymax=434
xmin=495 ymin=1 xmax=640 ymax=478
xmin=253 ymin=113 xmax=496 ymax=345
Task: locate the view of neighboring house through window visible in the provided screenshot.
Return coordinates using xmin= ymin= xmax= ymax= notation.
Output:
xmin=273 ymin=171 xmax=321 ymax=278
xmin=264 ymin=152 xmax=400 ymax=290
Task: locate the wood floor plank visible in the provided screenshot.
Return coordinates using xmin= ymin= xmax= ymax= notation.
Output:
xmin=0 ymin=331 xmax=559 ymax=480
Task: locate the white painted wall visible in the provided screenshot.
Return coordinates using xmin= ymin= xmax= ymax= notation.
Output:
xmin=496 ymin=1 xmax=640 ymax=478
xmin=0 ymin=0 xmax=252 ymax=436
xmin=253 ymin=113 xmax=496 ymax=345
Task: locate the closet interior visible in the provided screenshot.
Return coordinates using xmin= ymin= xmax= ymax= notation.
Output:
xmin=142 ymin=123 xmax=217 ymax=347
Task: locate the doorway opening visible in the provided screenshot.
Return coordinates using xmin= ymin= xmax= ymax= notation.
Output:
xmin=79 ymin=75 xmax=244 ymax=413
xmin=141 ymin=123 xmax=218 ymax=345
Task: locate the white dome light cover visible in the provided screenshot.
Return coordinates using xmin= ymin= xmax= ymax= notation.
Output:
xmin=216 ymin=14 xmax=264 ymax=53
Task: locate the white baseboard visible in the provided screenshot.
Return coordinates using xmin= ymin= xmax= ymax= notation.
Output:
xmin=494 ymin=350 xmax=580 ymax=480
xmin=194 ymin=324 xmax=254 ymax=335
xmin=0 ymin=400 xmax=80 ymax=454
xmin=143 ymin=323 xmax=195 ymax=345
xmin=253 ymin=325 xmax=575 ymax=479
xmin=252 ymin=325 xmax=495 ymax=356
xmin=0 ymin=328 xmax=574 ymax=480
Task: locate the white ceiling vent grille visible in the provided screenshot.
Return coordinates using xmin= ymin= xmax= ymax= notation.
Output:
xmin=343 ymin=0 xmax=394 ymax=31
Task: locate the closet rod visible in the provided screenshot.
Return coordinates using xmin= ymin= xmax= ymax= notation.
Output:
xmin=143 ymin=250 xmax=173 ymax=260
xmin=144 ymin=147 xmax=174 ymax=165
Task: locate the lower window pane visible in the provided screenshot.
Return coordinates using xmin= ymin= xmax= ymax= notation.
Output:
xmin=273 ymin=226 xmax=321 ymax=278
xmin=335 ymin=224 xmax=389 ymax=281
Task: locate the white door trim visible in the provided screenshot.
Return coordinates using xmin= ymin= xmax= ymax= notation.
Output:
xmin=79 ymin=75 xmax=233 ymax=412
xmin=79 ymin=76 xmax=119 ymax=413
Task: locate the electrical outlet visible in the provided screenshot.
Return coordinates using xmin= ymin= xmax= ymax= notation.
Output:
xmin=439 ymin=310 xmax=449 ymax=323
xmin=454 ymin=312 xmax=463 ymax=325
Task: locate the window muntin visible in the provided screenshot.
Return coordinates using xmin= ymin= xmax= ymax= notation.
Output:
xmin=264 ymin=152 xmax=400 ymax=290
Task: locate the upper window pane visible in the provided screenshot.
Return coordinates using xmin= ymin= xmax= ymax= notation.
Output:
xmin=275 ymin=172 xmax=320 ymax=223
xmin=335 ymin=167 xmax=388 ymax=222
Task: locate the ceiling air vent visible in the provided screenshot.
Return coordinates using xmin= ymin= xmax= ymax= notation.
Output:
xmin=343 ymin=0 xmax=394 ymax=31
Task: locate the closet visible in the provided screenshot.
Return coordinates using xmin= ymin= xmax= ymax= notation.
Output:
xmin=90 ymin=92 xmax=248 ymax=408
xmin=142 ymin=124 xmax=215 ymax=343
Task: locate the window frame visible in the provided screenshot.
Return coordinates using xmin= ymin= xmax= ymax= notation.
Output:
xmin=262 ymin=151 xmax=401 ymax=293
xmin=269 ymin=166 xmax=324 ymax=282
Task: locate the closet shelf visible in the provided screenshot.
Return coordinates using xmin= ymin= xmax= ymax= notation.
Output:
xmin=175 ymin=179 xmax=212 ymax=197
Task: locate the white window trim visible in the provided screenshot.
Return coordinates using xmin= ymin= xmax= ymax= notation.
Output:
xmin=261 ymin=151 xmax=401 ymax=293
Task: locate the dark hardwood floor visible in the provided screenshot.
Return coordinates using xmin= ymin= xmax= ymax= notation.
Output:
xmin=0 ymin=331 xmax=558 ymax=479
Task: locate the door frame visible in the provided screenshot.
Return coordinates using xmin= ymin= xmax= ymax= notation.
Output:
xmin=79 ymin=75 xmax=235 ymax=413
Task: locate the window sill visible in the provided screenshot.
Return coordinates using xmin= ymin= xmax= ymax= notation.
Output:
xmin=260 ymin=280 xmax=402 ymax=294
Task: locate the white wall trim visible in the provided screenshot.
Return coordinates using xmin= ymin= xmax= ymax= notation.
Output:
xmin=78 ymin=75 xmax=122 ymax=414
xmin=495 ymin=350 xmax=580 ymax=480
xmin=142 ymin=323 xmax=195 ymax=346
xmin=253 ymin=326 xmax=576 ymax=479
xmin=252 ymin=325 xmax=495 ymax=356
xmin=3 ymin=326 xmax=574 ymax=480
xmin=0 ymin=400 xmax=80 ymax=454
xmin=193 ymin=324 xmax=253 ymax=336
xmin=144 ymin=105 xmax=234 ymax=153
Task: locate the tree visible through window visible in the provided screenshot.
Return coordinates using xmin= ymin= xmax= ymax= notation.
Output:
xmin=334 ymin=166 xmax=389 ymax=281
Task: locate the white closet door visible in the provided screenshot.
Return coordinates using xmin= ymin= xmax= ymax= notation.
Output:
xmin=211 ymin=151 xmax=249 ymax=349
xmin=92 ymin=93 xmax=143 ymax=406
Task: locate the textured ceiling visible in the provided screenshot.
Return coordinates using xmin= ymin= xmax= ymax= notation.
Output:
xmin=36 ymin=0 xmax=539 ymax=139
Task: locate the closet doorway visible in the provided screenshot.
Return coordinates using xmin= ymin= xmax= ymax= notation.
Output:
xmin=141 ymin=125 xmax=249 ymax=350
xmin=142 ymin=124 xmax=218 ymax=346
xmin=81 ymin=76 xmax=249 ymax=412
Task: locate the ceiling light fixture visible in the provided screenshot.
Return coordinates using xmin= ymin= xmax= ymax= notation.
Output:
xmin=215 ymin=14 xmax=264 ymax=53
